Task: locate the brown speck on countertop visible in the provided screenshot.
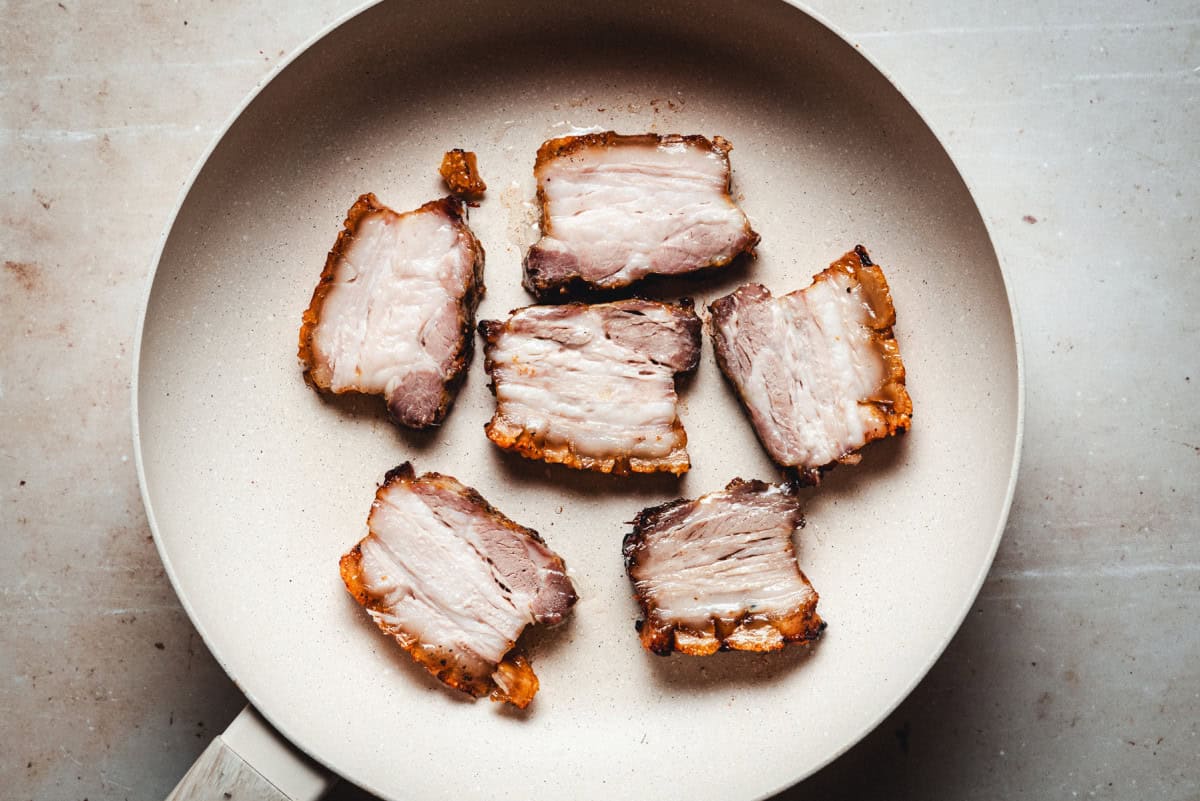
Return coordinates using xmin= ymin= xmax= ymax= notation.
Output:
xmin=1022 ymin=214 xmax=1038 ymax=224
xmin=97 ymin=133 xmax=113 ymax=163
xmin=4 ymin=261 xmax=41 ymax=292
xmin=153 ymin=642 xmax=164 ymax=650
xmin=1035 ymin=691 xmax=1053 ymax=720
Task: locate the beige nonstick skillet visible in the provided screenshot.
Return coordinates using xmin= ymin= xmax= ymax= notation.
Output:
xmin=133 ymin=1 xmax=1023 ymax=798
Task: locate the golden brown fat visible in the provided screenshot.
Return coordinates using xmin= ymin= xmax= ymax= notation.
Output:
xmin=439 ymin=149 xmax=487 ymax=201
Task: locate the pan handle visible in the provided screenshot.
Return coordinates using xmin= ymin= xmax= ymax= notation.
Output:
xmin=166 ymin=705 xmax=335 ymax=801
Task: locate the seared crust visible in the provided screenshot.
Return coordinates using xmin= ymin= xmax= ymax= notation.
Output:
xmin=298 ymin=194 xmax=485 ymax=428
xmin=836 ymin=246 xmax=913 ymax=436
xmin=523 ymin=132 xmax=759 ymax=300
xmin=623 ymin=478 xmax=825 ymax=656
xmin=478 ymin=298 xmax=701 ymax=476
xmin=533 ymin=131 xmax=730 ymax=163
xmin=298 ymin=193 xmax=385 ymax=380
xmin=710 ymin=246 xmax=912 ymax=484
xmin=339 ymin=462 xmax=575 ymax=708
xmin=482 ymin=413 xmax=692 ymax=476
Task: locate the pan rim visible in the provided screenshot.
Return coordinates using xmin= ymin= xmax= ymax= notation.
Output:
xmin=130 ymin=1 xmax=1025 ymax=797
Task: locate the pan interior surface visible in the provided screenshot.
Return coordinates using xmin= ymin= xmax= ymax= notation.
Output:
xmin=136 ymin=1 xmax=1020 ymax=799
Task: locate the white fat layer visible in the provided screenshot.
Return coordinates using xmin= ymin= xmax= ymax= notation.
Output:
xmin=311 ymin=209 xmax=472 ymax=394
xmin=357 ymin=484 xmax=537 ymax=669
xmin=538 ymin=141 xmax=749 ymax=285
xmin=490 ymin=306 xmax=683 ymax=460
xmin=723 ymin=274 xmax=886 ymax=467
xmin=633 ymin=487 xmax=813 ymax=628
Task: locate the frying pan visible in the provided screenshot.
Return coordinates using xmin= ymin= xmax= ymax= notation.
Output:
xmin=134 ymin=1 xmax=1023 ymax=799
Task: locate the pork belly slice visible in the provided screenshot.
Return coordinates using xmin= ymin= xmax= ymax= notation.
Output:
xmin=710 ymin=246 xmax=912 ymax=482
xmin=299 ymin=193 xmax=485 ymax=429
xmin=479 ymin=299 xmax=701 ymax=475
xmin=523 ymin=132 xmax=759 ymax=299
xmin=624 ymin=478 xmax=824 ymax=656
xmin=339 ymin=463 xmax=577 ymax=708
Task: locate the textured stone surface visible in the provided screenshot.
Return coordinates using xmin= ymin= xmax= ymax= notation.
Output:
xmin=1 ymin=2 xmax=1196 ymax=800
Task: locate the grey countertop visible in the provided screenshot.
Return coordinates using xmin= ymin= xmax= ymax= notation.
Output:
xmin=2 ymin=1 xmax=1197 ymax=799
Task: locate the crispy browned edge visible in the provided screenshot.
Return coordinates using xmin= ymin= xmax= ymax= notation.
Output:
xmin=522 ymin=131 xmax=761 ymax=300
xmin=297 ymin=194 xmax=485 ymax=429
xmin=622 ymin=478 xmax=825 ymax=656
xmin=709 ymin=246 xmax=914 ymax=485
xmin=338 ymin=462 xmax=576 ymax=708
xmin=439 ymin=149 xmax=487 ymax=201
xmin=477 ymin=298 xmax=700 ymax=476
